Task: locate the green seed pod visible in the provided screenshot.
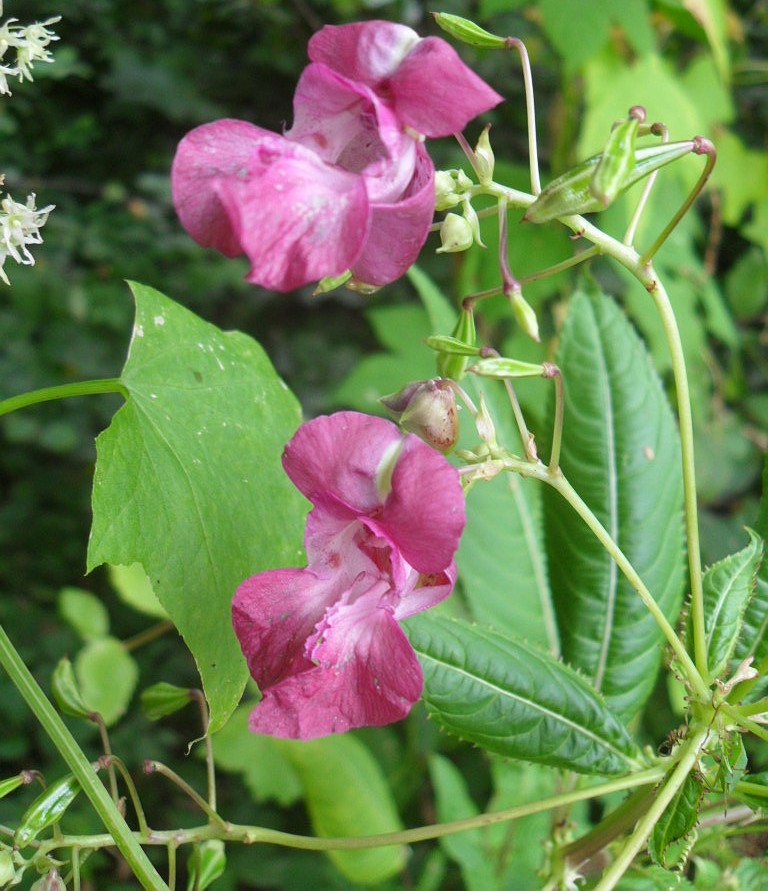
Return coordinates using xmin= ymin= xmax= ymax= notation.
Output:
xmin=140 ymin=682 xmax=193 ymax=721
xmin=590 ymin=107 xmax=644 ymax=207
xmin=425 ymin=335 xmax=481 ymax=357
xmin=15 ymin=775 xmax=81 ymax=848
xmin=469 ymin=357 xmax=545 ymax=379
xmin=524 ymin=139 xmax=696 ymax=224
xmin=436 ymin=305 xmax=477 ymax=381
xmin=29 ymin=870 xmax=66 ymax=891
xmin=473 ymin=125 xmax=495 ymax=186
xmin=508 ymin=290 xmax=540 ymax=343
xmin=0 ymin=773 xmax=29 ymax=801
xmin=432 ymin=12 xmax=507 ymax=49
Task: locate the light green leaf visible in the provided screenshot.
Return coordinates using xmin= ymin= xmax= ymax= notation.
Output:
xmin=407 ymin=614 xmax=641 ymax=775
xmin=428 ymin=755 xmax=500 ymax=891
xmin=648 ymin=773 xmax=703 ymax=869
xmin=702 ymin=528 xmax=763 ymax=679
xmin=75 ymin=637 xmax=139 ymax=726
xmin=543 ymin=291 xmax=685 ymax=721
xmin=87 ymin=283 xmax=306 ymax=732
xmin=406 ymin=264 xmax=457 ymax=335
xmin=737 ymin=457 xmax=768 ymax=668
xmin=682 ymin=0 xmax=729 ymax=79
xmin=58 ymin=587 xmax=109 ymax=641
xmin=108 ymin=563 xmax=168 ymax=620
xmin=211 ymin=705 xmax=301 ymax=808
xmin=277 ymin=735 xmax=406 ymax=884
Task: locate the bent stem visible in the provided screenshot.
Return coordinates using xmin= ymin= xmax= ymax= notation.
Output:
xmin=0 ymin=379 xmax=127 ymax=418
xmin=593 ymin=727 xmax=709 ymax=890
xmin=0 ymin=622 xmax=168 ymax=891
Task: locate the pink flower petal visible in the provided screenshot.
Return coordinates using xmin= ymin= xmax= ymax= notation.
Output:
xmin=213 ymin=134 xmax=371 ymax=291
xmin=393 ymin=560 xmax=457 ymax=620
xmin=350 ymin=145 xmax=434 ymax=287
xmin=282 ymin=412 xmax=403 ymax=515
xmin=171 ymin=119 xmax=271 ymax=257
xmin=288 ymin=64 xmax=417 ymax=205
xmin=308 ymin=21 xmax=421 ymax=85
xmin=232 ymin=568 xmax=346 ymax=689
xmin=389 ymin=37 xmax=503 ymax=138
xmin=246 ymin=596 xmax=423 ymax=739
xmin=375 ymin=433 xmax=465 ymax=573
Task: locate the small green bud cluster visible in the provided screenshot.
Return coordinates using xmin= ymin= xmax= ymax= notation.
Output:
xmin=0 ymin=6 xmax=60 ymax=95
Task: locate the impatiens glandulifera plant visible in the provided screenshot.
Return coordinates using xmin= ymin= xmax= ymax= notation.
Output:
xmin=0 ymin=9 xmax=766 ymax=891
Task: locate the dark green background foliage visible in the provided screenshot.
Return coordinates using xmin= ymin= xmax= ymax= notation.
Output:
xmin=1 ymin=1 xmax=766 ymax=888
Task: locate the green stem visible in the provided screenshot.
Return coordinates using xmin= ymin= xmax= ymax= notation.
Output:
xmin=501 ymin=455 xmax=709 ymax=701
xmin=593 ymin=727 xmax=709 ymax=890
xmin=0 ymin=623 xmax=168 ymax=890
xmin=546 ymin=366 xmax=564 ymax=472
xmin=144 ymin=762 xmax=226 ymax=830
xmin=504 ymin=37 xmax=541 ymax=194
xmin=0 ymin=379 xmax=127 ymax=418
xmin=36 ymin=767 xmax=663 ymax=857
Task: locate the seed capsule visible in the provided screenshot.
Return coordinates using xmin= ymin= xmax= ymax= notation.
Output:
xmin=590 ymin=107 xmax=645 ymax=207
xmin=15 ymin=775 xmax=81 ymax=848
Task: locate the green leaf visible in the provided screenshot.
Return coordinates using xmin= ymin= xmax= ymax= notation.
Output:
xmin=140 ymin=682 xmax=193 ymax=721
xmin=407 ymin=614 xmax=641 ymax=775
xmin=702 ymin=528 xmax=763 ymax=679
xmin=428 ymin=755 xmax=500 ymax=891
xmin=276 ymin=735 xmax=406 ymax=884
xmin=186 ymin=839 xmax=225 ymax=891
xmin=406 ymin=264 xmax=458 ymax=336
xmin=543 ymin=291 xmax=685 ymax=720
xmin=75 ymin=637 xmax=139 ymax=726
xmin=735 ymin=457 xmax=768 ymax=671
xmin=108 ymin=563 xmax=168 ymax=620
xmin=681 ymin=0 xmax=729 ymax=79
xmin=648 ymin=773 xmax=703 ymax=869
xmin=51 ymin=657 xmax=92 ymax=719
xmin=87 ymin=283 xmax=306 ymax=732
xmin=211 ymin=705 xmax=302 ymax=808
xmin=57 ymin=587 xmax=109 ymax=641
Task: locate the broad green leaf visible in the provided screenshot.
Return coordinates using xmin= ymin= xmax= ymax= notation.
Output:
xmin=459 ymin=472 xmax=556 ymax=651
xmin=276 ymin=735 xmax=406 ymax=884
xmin=87 ymin=283 xmax=306 ymax=731
xmin=186 ymin=839 xmax=225 ymax=891
xmin=108 ymin=562 xmax=168 ymax=620
xmin=648 ymin=773 xmax=703 ymax=869
xmin=74 ymin=637 xmax=139 ymax=726
xmin=407 ymin=614 xmax=641 ymax=775
xmin=210 ymin=705 xmax=301 ymax=808
xmin=406 ymin=264 xmax=457 ymax=336
xmin=57 ymin=587 xmax=109 ymax=641
xmin=703 ymin=529 xmax=763 ymax=679
xmin=735 ymin=457 xmax=768 ymax=669
xmin=428 ymin=755 xmax=500 ymax=891
xmin=543 ymin=291 xmax=685 ymax=720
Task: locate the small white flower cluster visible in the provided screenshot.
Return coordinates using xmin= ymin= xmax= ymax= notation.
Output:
xmin=0 ymin=185 xmax=55 ymax=284
xmin=0 ymin=3 xmax=60 ymax=95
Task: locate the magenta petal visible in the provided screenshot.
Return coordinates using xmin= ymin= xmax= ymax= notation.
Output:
xmin=247 ymin=600 xmax=423 ymax=739
xmin=308 ymin=21 xmax=420 ymax=85
xmin=171 ymin=119 xmax=272 ymax=257
xmin=390 ymin=38 xmax=503 ymax=138
xmin=393 ymin=560 xmax=457 ymax=620
xmin=232 ymin=568 xmax=346 ymax=689
xmin=282 ymin=412 xmax=403 ymax=514
xmin=376 ymin=434 xmax=465 ymax=573
xmin=350 ymin=146 xmax=434 ymax=287
xmin=214 ymin=135 xmax=370 ymax=292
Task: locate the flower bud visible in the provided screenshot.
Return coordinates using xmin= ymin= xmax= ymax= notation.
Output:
xmin=436 ymin=213 xmax=474 ymax=254
xmin=473 ymin=125 xmax=495 ymax=186
xmin=0 ymin=851 xmax=15 ymax=885
xmin=434 ymin=168 xmax=473 ymax=211
xmin=433 ymin=12 xmax=507 ymax=49
xmin=508 ymin=289 xmax=540 ymax=342
xmin=29 ymin=870 xmax=66 ymax=891
xmin=380 ymin=379 xmax=459 ymax=454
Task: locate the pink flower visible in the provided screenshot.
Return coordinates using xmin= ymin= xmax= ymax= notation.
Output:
xmin=232 ymin=411 xmax=466 ymax=739
xmin=171 ymin=21 xmax=502 ymax=292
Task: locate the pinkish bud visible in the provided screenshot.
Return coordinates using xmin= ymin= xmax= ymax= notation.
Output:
xmin=380 ymin=379 xmax=459 ymax=454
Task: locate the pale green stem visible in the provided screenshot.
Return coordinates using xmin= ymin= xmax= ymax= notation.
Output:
xmin=0 ymin=624 xmax=168 ymax=890
xmin=144 ymin=762 xmax=226 ymax=830
xmin=504 ymin=37 xmax=541 ymax=194
xmin=546 ymin=367 xmax=564 ymax=472
xmin=108 ymin=756 xmax=150 ymax=836
xmin=500 ymin=455 xmax=709 ymax=701
xmin=519 ymin=245 xmax=599 ymax=286
xmin=93 ymin=716 xmax=119 ymax=804
xmin=36 ymin=767 xmax=664 ymax=857
xmin=0 ymin=379 xmax=127 ymax=417
xmin=719 ymin=703 xmax=768 ymax=743
xmin=593 ymin=727 xmax=709 ymax=890
xmin=191 ymin=691 xmax=217 ymax=814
